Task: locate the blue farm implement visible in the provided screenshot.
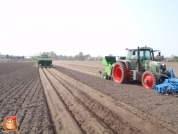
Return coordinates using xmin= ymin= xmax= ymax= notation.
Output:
xmin=154 ymin=68 xmax=178 ymax=95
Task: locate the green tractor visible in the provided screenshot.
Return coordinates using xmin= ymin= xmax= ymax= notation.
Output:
xmin=38 ymin=55 xmax=53 ymax=68
xmin=99 ymin=46 xmax=170 ymax=89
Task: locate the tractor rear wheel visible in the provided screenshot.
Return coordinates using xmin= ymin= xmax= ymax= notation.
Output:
xmin=141 ymin=71 xmax=157 ymax=89
xmin=112 ymin=62 xmax=126 ymax=83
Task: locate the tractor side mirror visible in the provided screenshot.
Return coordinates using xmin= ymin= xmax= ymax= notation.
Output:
xmin=132 ymin=51 xmax=135 ymax=55
xmin=158 ymin=52 xmax=161 ymax=56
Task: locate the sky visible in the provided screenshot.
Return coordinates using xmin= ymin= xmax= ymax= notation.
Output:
xmin=0 ymin=0 xmax=178 ymax=57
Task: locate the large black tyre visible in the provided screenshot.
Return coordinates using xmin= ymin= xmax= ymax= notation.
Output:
xmin=112 ymin=62 xmax=126 ymax=83
xmin=141 ymin=71 xmax=157 ymax=89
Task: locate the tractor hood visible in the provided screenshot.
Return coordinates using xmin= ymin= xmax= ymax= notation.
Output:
xmin=144 ymin=60 xmax=166 ymax=74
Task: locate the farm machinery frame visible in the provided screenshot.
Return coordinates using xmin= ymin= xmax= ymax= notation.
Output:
xmin=38 ymin=55 xmax=53 ymax=68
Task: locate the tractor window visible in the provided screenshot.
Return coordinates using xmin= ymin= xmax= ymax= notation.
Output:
xmin=130 ymin=50 xmax=137 ymax=60
xmin=42 ymin=55 xmax=48 ymax=58
xmin=140 ymin=50 xmax=151 ymax=60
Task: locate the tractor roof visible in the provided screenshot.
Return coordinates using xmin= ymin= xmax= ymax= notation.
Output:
xmin=126 ymin=47 xmax=154 ymax=51
xmin=39 ymin=55 xmax=51 ymax=58
xmin=140 ymin=47 xmax=153 ymax=50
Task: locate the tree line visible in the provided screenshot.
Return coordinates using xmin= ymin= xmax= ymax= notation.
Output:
xmin=1 ymin=51 xmax=178 ymax=62
xmin=0 ymin=54 xmax=25 ymax=59
xmin=31 ymin=51 xmax=178 ymax=62
xmin=30 ymin=51 xmax=103 ymax=61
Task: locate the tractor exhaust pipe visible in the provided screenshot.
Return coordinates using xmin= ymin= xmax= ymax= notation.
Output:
xmin=137 ymin=47 xmax=140 ymax=71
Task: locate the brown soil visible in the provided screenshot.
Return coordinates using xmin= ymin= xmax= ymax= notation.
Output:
xmin=40 ymin=68 xmax=141 ymax=133
xmin=53 ymin=60 xmax=104 ymax=76
xmin=40 ymin=67 xmax=175 ymax=134
xmin=53 ymin=60 xmax=178 ymax=76
xmin=1 ymin=61 xmax=178 ymax=134
xmin=0 ymin=62 xmax=55 ymax=134
xmin=54 ymin=64 xmax=178 ymax=133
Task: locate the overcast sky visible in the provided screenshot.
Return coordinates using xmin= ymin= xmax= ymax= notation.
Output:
xmin=0 ymin=0 xmax=178 ymax=57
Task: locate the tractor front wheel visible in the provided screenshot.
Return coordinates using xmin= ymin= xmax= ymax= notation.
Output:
xmin=112 ymin=62 xmax=126 ymax=83
xmin=141 ymin=71 xmax=157 ymax=89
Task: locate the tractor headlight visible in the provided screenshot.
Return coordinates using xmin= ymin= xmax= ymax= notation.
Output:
xmin=159 ymin=63 xmax=166 ymax=72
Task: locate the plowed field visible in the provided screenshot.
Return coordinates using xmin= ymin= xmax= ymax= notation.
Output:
xmin=0 ymin=61 xmax=178 ymax=134
xmin=0 ymin=62 xmax=55 ymax=134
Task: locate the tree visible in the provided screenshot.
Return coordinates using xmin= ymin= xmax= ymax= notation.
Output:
xmin=171 ymin=56 xmax=178 ymax=62
xmin=41 ymin=52 xmax=49 ymax=55
xmin=74 ymin=55 xmax=79 ymax=60
xmin=6 ymin=54 xmax=9 ymax=59
xmin=57 ymin=55 xmax=63 ymax=60
xmin=67 ymin=56 xmax=73 ymax=60
xmin=155 ymin=55 xmax=164 ymax=61
xmin=40 ymin=51 xmax=57 ymax=60
xmin=30 ymin=55 xmax=38 ymax=60
xmin=49 ymin=51 xmax=57 ymax=60
xmin=161 ymin=55 xmax=164 ymax=61
xmin=78 ymin=52 xmax=84 ymax=60
xmin=96 ymin=55 xmax=103 ymax=61
xmin=86 ymin=54 xmax=91 ymax=57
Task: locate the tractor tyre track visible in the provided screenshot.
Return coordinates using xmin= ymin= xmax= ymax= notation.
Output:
xmin=39 ymin=68 xmax=83 ymax=134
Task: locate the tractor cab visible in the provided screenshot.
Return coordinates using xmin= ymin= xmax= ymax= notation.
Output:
xmin=39 ymin=55 xmax=49 ymax=58
xmin=124 ymin=46 xmax=161 ymax=71
xmin=125 ymin=46 xmax=160 ymax=61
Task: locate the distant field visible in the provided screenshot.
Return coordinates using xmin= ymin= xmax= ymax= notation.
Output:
xmin=53 ymin=60 xmax=178 ymax=76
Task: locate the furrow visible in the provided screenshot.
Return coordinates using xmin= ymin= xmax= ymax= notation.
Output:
xmin=39 ymin=68 xmax=83 ymax=134
xmin=49 ymin=68 xmax=176 ymax=134
xmin=45 ymin=68 xmax=114 ymax=134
